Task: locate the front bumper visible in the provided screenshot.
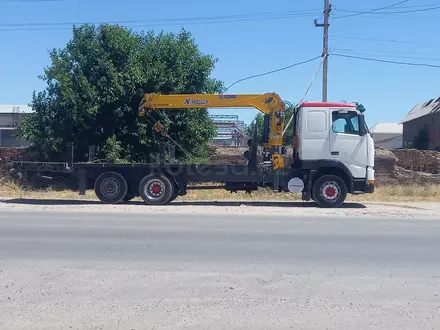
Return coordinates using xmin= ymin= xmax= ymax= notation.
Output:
xmin=365 ymin=181 xmax=375 ymax=193
xmin=352 ymin=179 xmax=375 ymax=194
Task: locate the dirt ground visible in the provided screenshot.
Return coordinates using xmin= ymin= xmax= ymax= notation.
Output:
xmin=1 ymin=193 xmax=439 ymax=219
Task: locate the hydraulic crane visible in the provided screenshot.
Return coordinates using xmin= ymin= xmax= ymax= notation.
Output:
xmin=139 ymin=93 xmax=288 ymax=169
xmin=12 ymin=95 xmax=375 ymax=208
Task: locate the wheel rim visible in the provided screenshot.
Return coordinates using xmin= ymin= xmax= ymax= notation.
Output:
xmin=100 ymin=178 xmax=120 ymax=199
xmin=145 ymin=179 xmax=165 ymax=199
xmin=320 ymin=181 xmax=340 ymax=201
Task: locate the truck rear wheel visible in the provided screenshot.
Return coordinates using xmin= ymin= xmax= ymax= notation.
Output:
xmin=94 ymin=171 xmax=128 ymax=204
xmin=312 ymin=174 xmax=347 ymax=208
xmin=139 ymin=173 xmax=174 ymax=205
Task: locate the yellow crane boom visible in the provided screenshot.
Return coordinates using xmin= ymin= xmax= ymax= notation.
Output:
xmin=138 ymin=92 xmax=287 ymax=151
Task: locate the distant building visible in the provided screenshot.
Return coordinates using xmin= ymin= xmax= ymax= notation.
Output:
xmin=369 ymin=122 xmax=403 ymax=149
xmin=400 ymin=97 xmax=440 ymax=150
xmin=0 ymin=104 xmax=33 ymax=147
xmin=209 ymin=114 xmax=247 ymax=147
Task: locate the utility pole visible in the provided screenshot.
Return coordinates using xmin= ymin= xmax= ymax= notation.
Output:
xmin=315 ymin=0 xmax=331 ymax=102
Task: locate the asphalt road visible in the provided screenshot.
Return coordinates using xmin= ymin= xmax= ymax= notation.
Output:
xmin=0 ymin=211 xmax=439 ymax=330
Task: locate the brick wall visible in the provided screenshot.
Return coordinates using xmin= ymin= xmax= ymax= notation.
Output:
xmin=391 ymin=149 xmax=440 ymax=174
xmin=374 ymin=148 xmax=440 ymax=185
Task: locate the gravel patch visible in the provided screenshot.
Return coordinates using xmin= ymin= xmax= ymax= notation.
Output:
xmin=0 ymin=198 xmax=439 ymax=219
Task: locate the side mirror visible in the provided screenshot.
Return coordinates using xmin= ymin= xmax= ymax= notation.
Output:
xmin=358 ymin=114 xmax=367 ymax=136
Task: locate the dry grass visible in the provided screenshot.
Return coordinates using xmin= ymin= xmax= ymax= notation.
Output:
xmin=1 ymin=180 xmax=440 ymax=203
xmin=349 ymin=184 xmax=440 ymax=202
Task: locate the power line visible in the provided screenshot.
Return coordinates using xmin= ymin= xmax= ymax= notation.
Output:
xmin=381 ymin=3 xmax=440 ymax=9
xmin=335 ymin=5 xmax=440 ymax=15
xmin=0 ymin=0 xmax=64 ymax=2
xmin=0 ymin=10 xmax=316 ymax=30
xmin=0 ymin=10 xmax=321 ymax=31
xmin=331 ymin=0 xmax=410 ymax=19
xmin=331 ymin=13 xmax=440 ymax=21
xmin=223 ymin=56 xmax=321 ymax=92
xmin=0 ymin=9 xmax=319 ymax=27
xmin=283 ymin=56 xmax=326 ymax=135
xmin=331 ymin=53 xmax=440 ymax=68
xmin=331 ymin=35 xmax=440 ymax=47
xmin=331 ymin=47 xmax=440 ymax=59
xmin=0 ymin=16 xmax=317 ymax=31
xmin=331 ymin=3 xmax=440 ymax=21
xmin=331 ymin=49 xmax=440 ymax=62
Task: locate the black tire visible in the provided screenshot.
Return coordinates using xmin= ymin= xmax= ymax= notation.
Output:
xmin=312 ymin=174 xmax=347 ymax=208
xmin=94 ymin=171 xmax=128 ymax=204
xmin=169 ymin=193 xmax=179 ymax=202
xmin=123 ymin=193 xmax=137 ymax=202
xmin=138 ymin=173 xmax=174 ymax=205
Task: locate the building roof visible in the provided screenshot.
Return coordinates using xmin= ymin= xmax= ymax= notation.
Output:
xmin=369 ymin=122 xmax=403 ymax=134
xmin=0 ymin=104 xmax=33 ymax=114
xmin=400 ymin=96 xmax=440 ymax=124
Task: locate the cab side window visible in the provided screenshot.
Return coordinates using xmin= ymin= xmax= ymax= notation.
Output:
xmin=332 ymin=111 xmax=360 ymax=135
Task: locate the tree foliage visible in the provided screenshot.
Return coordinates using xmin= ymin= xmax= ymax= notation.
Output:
xmin=19 ymin=24 xmax=223 ymax=162
xmin=246 ymin=103 xmax=295 ymax=145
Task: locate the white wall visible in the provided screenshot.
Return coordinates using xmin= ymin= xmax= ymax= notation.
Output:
xmin=375 ymin=136 xmax=403 ymax=150
xmin=371 ymin=132 xmax=400 ymax=141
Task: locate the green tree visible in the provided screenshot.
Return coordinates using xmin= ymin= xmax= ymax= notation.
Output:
xmin=246 ymin=113 xmax=264 ymax=144
xmin=19 ymin=24 xmax=223 ymax=162
xmin=246 ymin=103 xmax=295 ymax=145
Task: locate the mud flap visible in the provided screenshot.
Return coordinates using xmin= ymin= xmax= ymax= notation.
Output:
xmin=78 ymin=168 xmax=87 ymax=196
xmin=302 ymin=170 xmax=316 ymax=201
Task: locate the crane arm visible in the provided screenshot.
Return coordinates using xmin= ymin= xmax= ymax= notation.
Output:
xmin=138 ymin=92 xmax=286 ymax=149
xmin=139 ymin=93 xmax=285 ymax=115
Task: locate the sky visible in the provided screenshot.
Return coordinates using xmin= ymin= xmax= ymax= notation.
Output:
xmin=0 ymin=0 xmax=439 ymax=128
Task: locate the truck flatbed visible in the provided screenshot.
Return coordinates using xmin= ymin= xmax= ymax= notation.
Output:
xmin=10 ymin=157 xmax=278 ymax=202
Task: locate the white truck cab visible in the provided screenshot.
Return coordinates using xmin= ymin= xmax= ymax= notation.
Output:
xmin=286 ymin=101 xmax=375 ymax=207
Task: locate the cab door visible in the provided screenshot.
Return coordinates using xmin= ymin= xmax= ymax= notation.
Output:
xmin=329 ymin=109 xmax=368 ymax=179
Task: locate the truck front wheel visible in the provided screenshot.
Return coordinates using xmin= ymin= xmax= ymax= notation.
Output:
xmin=139 ymin=173 xmax=174 ymax=205
xmin=312 ymin=174 xmax=347 ymax=208
xmin=94 ymin=171 xmax=128 ymax=204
